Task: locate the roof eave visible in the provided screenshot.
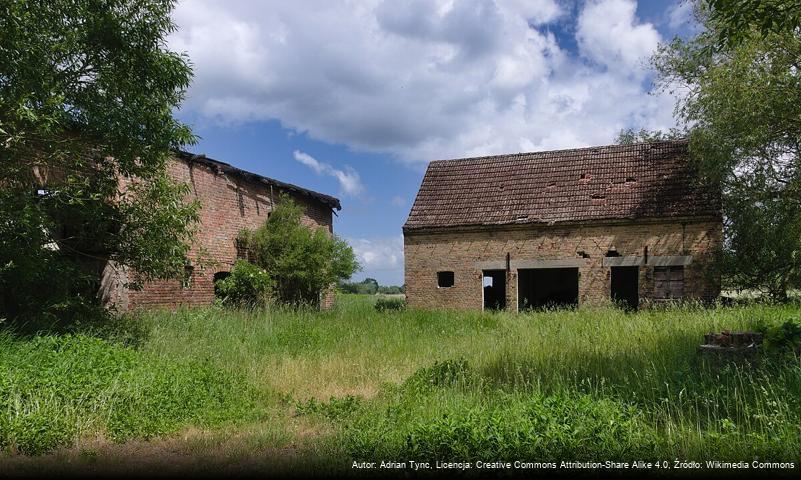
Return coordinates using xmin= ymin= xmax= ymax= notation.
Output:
xmin=402 ymin=213 xmax=723 ymax=234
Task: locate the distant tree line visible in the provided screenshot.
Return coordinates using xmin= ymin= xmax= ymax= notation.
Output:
xmin=338 ymin=278 xmax=405 ymax=295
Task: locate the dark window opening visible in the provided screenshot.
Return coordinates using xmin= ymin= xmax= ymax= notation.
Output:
xmin=437 ymin=271 xmax=454 ymax=288
xmin=518 ymin=268 xmax=579 ymax=310
xmin=213 ymin=271 xmax=231 ymax=297
xmin=181 ymin=264 xmax=194 ymax=289
xmin=654 ymin=266 xmax=684 ymax=300
xmin=611 ymin=266 xmax=638 ymax=311
xmin=482 ymin=270 xmax=506 ymax=311
xmin=605 ymin=250 xmax=620 ymax=257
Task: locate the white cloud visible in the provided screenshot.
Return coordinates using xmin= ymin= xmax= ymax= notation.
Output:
xmin=667 ymin=0 xmax=697 ymax=31
xmin=576 ymin=0 xmax=661 ymax=70
xmin=292 ymin=150 xmax=364 ymax=196
xmin=347 ymin=235 xmax=404 ymax=285
xmin=171 ymin=0 xmax=677 ymax=163
xmin=390 ymin=195 xmax=406 ymax=207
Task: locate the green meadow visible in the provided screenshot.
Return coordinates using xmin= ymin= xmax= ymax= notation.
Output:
xmin=1 ymin=295 xmax=799 ymax=475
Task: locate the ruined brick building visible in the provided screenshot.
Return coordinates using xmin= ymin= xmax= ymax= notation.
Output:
xmin=100 ymin=152 xmax=340 ymax=310
xmin=403 ymin=140 xmax=722 ymax=311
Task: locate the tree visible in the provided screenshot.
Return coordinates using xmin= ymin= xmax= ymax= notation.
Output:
xmin=652 ymin=1 xmax=801 ymax=300
xmin=615 ymin=128 xmax=685 ymax=145
xmin=705 ymin=0 xmax=801 ymax=50
xmin=239 ymin=196 xmax=359 ymax=307
xmin=0 ymin=0 xmax=198 ymax=324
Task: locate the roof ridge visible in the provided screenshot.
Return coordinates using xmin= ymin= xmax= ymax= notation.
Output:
xmin=429 ymin=138 xmax=688 ymax=165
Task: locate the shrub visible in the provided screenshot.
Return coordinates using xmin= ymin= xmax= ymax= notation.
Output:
xmin=374 ymin=297 xmax=405 ymax=312
xmin=756 ymin=317 xmax=801 ymax=355
xmin=214 ymin=260 xmax=272 ymax=308
xmin=238 ymin=196 xmax=359 ymax=307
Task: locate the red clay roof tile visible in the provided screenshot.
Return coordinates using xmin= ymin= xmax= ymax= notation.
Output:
xmin=403 ymin=140 xmax=720 ymax=231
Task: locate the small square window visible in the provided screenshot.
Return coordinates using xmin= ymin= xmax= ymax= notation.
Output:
xmin=437 ymin=271 xmax=454 ymax=288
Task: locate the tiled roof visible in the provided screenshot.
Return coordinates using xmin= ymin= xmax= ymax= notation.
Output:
xmin=175 ymin=150 xmax=341 ymax=210
xmin=403 ymin=140 xmax=720 ymax=231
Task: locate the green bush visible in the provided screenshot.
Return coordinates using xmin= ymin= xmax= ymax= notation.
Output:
xmin=214 ymin=260 xmax=272 ymax=308
xmin=238 ymin=196 xmax=359 ymax=306
xmin=756 ymin=317 xmax=801 ymax=354
xmin=374 ymin=297 xmax=405 ymax=312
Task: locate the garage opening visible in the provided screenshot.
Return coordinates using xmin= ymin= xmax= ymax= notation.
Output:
xmin=482 ymin=270 xmax=506 ymax=311
xmin=611 ymin=266 xmax=639 ymax=311
xmin=518 ymin=268 xmax=579 ymax=310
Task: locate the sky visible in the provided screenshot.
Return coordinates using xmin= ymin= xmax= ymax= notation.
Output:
xmin=168 ymin=0 xmax=698 ymax=286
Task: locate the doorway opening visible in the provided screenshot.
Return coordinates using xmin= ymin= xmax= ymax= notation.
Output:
xmin=482 ymin=270 xmax=506 ymax=311
xmin=518 ymin=268 xmax=579 ymax=310
xmin=611 ymin=266 xmax=639 ymax=311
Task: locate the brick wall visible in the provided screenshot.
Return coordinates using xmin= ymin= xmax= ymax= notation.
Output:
xmin=102 ymin=156 xmax=335 ymax=311
xmin=403 ymin=219 xmax=721 ymax=311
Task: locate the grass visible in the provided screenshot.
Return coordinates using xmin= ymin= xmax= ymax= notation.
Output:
xmin=1 ymin=294 xmax=800 ymax=474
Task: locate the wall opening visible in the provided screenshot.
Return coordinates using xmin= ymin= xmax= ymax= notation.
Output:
xmin=518 ymin=268 xmax=578 ymax=310
xmin=482 ymin=270 xmax=506 ymax=311
xmin=610 ymin=266 xmax=638 ymax=311
xmin=213 ymin=271 xmax=231 ymax=298
xmin=437 ymin=271 xmax=454 ymax=288
xmin=181 ymin=264 xmax=194 ymax=289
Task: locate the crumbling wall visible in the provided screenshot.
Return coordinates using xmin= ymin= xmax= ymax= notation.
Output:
xmin=102 ymin=156 xmax=335 ymax=311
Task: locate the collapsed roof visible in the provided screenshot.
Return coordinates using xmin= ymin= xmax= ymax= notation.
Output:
xmin=175 ymin=151 xmax=341 ymax=211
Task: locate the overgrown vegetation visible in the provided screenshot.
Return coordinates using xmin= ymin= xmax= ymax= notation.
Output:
xmin=3 ymin=297 xmax=799 ymax=472
xmin=0 ymin=331 xmax=259 ymax=455
xmin=0 ymin=0 xmax=199 ymax=327
xmin=214 ymin=260 xmax=272 ymax=308
xmin=233 ymin=196 xmax=359 ymax=307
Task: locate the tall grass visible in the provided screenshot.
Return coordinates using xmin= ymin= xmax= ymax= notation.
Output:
xmin=2 ymin=294 xmax=800 ymax=465
xmin=0 ymin=332 xmax=260 ymax=454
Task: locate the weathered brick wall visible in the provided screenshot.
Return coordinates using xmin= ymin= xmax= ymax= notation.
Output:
xmin=403 ymin=219 xmax=721 ymax=311
xmin=103 ymin=156 xmax=335 ymax=311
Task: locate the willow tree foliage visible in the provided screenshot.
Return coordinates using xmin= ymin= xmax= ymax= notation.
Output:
xmin=0 ymin=0 xmax=198 ymax=324
xmin=652 ymin=1 xmax=801 ymax=299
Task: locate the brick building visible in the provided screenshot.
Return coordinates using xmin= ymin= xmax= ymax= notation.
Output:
xmin=100 ymin=152 xmax=341 ymax=310
xmin=403 ymin=140 xmax=722 ymax=311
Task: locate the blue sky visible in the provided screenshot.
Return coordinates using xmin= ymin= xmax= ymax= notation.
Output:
xmin=169 ymin=0 xmax=697 ymax=285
